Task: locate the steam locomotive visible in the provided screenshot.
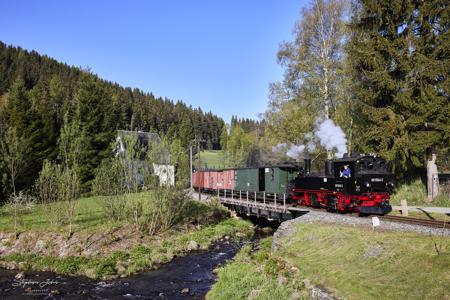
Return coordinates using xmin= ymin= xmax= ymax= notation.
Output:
xmin=292 ymin=154 xmax=393 ymax=215
xmin=192 ymin=153 xmax=394 ymax=215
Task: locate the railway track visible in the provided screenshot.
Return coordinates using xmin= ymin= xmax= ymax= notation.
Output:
xmin=197 ymin=190 xmax=450 ymax=228
xmin=379 ymin=215 xmax=450 ymax=229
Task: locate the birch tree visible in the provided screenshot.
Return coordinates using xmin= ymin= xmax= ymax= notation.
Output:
xmin=0 ymin=126 xmax=28 ymax=197
xmin=267 ymin=0 xmax=349 ymax=158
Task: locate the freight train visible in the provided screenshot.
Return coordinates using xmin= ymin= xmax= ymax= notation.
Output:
xmin=192 ymin=153 xmax=394 ymax=215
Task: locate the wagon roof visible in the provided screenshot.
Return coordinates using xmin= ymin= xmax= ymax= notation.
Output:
xmin=194 ymin=164 xmax=301 ymax=172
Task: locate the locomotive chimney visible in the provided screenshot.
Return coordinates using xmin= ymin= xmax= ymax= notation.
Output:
xmin=325 ymin=160 xmax=333 ymax=176
xmin=304 ymin=158 xmax=311 ymax=175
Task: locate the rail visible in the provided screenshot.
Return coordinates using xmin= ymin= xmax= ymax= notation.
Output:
xmin=380 ymin=215 xmax=450 ymax=229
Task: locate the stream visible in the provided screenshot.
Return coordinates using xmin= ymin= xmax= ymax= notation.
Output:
xmin=0 ymin=219 xmax=278 ymax=299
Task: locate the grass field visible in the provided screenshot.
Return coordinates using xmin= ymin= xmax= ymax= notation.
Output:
xmin=209 ymin=223 xmax=450 ymax=300
xmin=279 ymin=223 xmax=450 ymax=300
xmin=196 ymin=150 xmax=226 ymax=169
xmin=0 ymin=192 xmax=168 ymax=233
xmin=0 ymin=194 xmax=107 ymax=233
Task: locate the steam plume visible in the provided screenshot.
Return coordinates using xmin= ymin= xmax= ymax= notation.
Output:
xmin=314 ymin=119 xmax=347 ymax=158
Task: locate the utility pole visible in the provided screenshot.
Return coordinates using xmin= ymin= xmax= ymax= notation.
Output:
xmin=190 ymin=145 xmax=193 ymax=189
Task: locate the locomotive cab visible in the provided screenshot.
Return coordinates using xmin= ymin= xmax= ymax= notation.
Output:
xmin=333 ymin=154 xmax=393 ymax=195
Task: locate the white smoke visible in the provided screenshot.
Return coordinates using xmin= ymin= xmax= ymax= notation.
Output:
xmin=270 ymin=118 xmax=347 ymax=160
xmin=271 ymin=143 xmax=287 ymax=153
xmin=306 ymin=141 xmax=316 ymax=152
xmin=314 ymin=119 xmax=347 ymax=158
xmin=286 ymin=144 xmax=305 ymax=159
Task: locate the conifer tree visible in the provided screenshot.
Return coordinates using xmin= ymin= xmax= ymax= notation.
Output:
xmin=348 ymin=0 xmax=449 ymax=185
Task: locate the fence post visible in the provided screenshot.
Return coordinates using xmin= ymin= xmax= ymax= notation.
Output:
xmin=263 ymin=192 xmax=266 ymax=206
xmin=255 ymin=191 xmax=257 ymax=204
xmin=400 ymin=199 xmax=408 ymax=217
xmin=224 ymin=189 xmax=226 ymax=199
xmin=231 ymin=189 xmax=233 ymax=200
xmin=283 ymin=194 xmax=286 ymax=212
xmin=217 ymin=188 xmax=219 ymax=198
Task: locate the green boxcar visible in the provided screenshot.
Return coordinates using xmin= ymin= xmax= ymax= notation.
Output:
xmin=264 ymin=166 xmax=299 ymax=194
xmin=234 ymin=168 xmax=263 ymax=192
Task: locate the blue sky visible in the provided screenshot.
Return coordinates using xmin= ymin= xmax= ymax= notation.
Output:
xmin=0 ymin=0 xmax=306 ymax=123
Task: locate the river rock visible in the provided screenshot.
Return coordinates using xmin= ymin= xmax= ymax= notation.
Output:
xmin=180 ymin=287 xmax=190 ymax=294
xmin=15 ymin=271 xmax=25 ymax=280
xmin=187 ymin=240 xmax=199 ymax=251
xmin=35 ymin=240 xmax=46 ymax=252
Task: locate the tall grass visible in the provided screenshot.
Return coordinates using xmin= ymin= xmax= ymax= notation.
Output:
xmin=0 ymin=191 xmax=229 ymax=234
xmin=207 ymin=238 xmax=300 ymax=299
xmin=390 ymin=179 xmax=450 ymax=207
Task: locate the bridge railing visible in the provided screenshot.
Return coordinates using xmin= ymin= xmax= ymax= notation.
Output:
xmin=215 ymin=189 xmax=288 ymax=213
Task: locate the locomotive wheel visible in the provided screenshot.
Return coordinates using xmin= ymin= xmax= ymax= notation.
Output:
xmin=326 ymin=198 xmax=337 ymax=212
xmin=310 ymin=194 xmax=319 ymax=208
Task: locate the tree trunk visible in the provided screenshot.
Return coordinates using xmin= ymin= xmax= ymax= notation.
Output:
xmin=427 ymin=152 xmax=439 ymax=202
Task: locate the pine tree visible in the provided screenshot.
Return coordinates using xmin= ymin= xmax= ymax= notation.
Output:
xmin=348 ymin=0 xmax=449 ymax=181
xmin=73 ymin=76 xmax=114 ymax=190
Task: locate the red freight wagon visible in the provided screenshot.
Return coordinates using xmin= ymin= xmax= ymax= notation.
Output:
xmin=192 ymin=169 xmax=235 ymax=190
xmin=222 ymin=170 xmax=235 ymax=190
xmin=192 ymin=171 xmax=204 ymax=189
xmin=204 ymin=170 xmax=220 ymax=190
xmin=216 ymin=171 xmax=225 ymax=189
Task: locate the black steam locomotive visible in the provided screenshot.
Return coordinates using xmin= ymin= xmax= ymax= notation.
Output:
xmin=291 ymin=153 xmax=394 ymax=215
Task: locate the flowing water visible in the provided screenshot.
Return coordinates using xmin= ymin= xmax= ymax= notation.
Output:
xmin=0 ymin=220 xmax=278 ymax=300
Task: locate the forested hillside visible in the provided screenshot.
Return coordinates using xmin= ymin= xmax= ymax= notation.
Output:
xmin=0 ymin=41 xmax=224 ymax=200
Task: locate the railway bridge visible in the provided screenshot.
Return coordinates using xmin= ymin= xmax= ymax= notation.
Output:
xmin=195 ymin=189 xmax=309 ymax=221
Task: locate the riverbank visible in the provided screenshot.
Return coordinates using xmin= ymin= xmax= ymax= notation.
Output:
xmin=209 ymin=212 xmax=450 ymax=300
xmin=0 ymin=192 xmax=254 ymax=279
xmin=0 ymin=238 xmax=245 ymax=299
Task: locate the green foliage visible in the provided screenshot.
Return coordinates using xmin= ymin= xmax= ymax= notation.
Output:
xmin=35 ymin=160 xmax=65 ymax=225
xmin=264 ymin=0 xmax=350 ymax=153
xmin=225 ymin=125 xmax=255 ymax=167
xmin=348 ymin=0 xmax=450 ymax=175
xmin=0 ymin=126 xmax=28 ymax=197
xmin=91 ymin=159 xmax=127 ymax=221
